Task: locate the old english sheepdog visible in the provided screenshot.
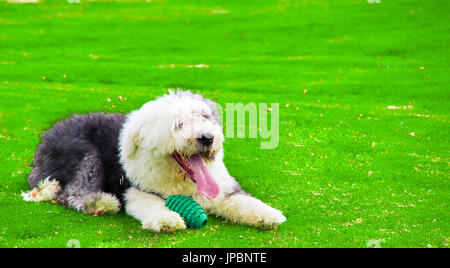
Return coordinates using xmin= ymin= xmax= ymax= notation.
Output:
xmin=25 ymin=90 xmax=286 ymax=232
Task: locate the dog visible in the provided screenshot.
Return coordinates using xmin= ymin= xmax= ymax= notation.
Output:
xmin=24 ymin=90 xmax=286 ymax=232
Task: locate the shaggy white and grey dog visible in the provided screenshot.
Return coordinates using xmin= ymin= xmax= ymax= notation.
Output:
xmin=24 ymin=90 xmax=286 ymax=232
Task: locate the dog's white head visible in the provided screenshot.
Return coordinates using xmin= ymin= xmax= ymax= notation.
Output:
xmin=119 ymin=90 xmax=224 ymax=199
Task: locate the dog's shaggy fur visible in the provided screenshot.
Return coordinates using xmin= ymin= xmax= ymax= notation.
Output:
xmin=26 ymin=90 xmax=286 ymax=232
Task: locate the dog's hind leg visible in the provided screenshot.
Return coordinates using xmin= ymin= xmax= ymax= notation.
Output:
xmin=22 ymin=175 xmax=62 ymax=203
xmin=57 ymin=150 xmax=120 ymax=215
xmin=28 ymin=166 xmax=43 ymax=189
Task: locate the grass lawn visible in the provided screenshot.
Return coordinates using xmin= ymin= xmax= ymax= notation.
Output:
xmin=0 ymin=0 xmax=448 ymax=248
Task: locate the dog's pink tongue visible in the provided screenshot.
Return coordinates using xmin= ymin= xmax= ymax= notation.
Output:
xmin=186 ymin=154 xmax=220 ymax=199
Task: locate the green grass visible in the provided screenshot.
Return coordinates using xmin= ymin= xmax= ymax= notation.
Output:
xmin=0 ymin=0 xmax=448 ymax=248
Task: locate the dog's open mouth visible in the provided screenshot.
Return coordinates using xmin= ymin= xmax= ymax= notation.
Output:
xmin=172 ymin=151 xmax=220 ymax=199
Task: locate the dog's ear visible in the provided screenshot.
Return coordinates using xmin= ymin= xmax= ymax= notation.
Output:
xmin=120 ymin=119 xmax=143 ymax=158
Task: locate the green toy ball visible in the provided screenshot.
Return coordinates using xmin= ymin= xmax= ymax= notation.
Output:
xmin=165 ymin=195 xmax=208 ymax=229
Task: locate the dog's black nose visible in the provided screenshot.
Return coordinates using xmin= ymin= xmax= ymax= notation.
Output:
xmin=197 ymin=133 xmax=214 ymax=146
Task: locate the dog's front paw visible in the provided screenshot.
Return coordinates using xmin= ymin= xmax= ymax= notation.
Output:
xmin=255 ymin=207 xmax=286 ymax=231
xmin=142 ymin=211 xmax=186 ymax=233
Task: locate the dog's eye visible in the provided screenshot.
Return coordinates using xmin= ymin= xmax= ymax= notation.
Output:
xmin=176 ymin=121 xmax=183 ymax=129
xmin=203 ymin=114 xmax=210 ymax=119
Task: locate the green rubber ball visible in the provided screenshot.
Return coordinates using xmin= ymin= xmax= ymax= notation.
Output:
xmin=165 ymin=195 xmax=208 ymax=229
